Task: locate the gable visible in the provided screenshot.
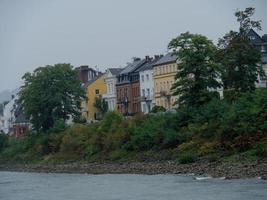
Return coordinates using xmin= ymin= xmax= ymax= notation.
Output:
xmin=247 ymin=29 xmax=264 ymax=45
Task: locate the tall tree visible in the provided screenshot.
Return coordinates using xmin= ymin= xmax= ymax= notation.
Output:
xmin=168 ymin=32 xmax=221 ymax=107
xmin=218 ymin=7 xmax=264 ymax=98
xmin=19 ymin=64 xmax=85 ymax=131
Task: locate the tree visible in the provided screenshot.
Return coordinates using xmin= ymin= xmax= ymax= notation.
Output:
xmin=19 ymin=63 xmax=85 ymax=131
xmin=218 ymin=7 xmax=264 ymax=98
xmin=94 ymin=95 xmax=108 ymax=119
xmin=168 ymin=32 xmax=221 ymax=107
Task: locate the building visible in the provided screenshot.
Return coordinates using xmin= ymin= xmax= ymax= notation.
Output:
xmin=12 ymin=104 xmax=31 ymax=138
xmin=153 ymin=52 xmax=178 ymax=110
xmin=138 ymin=55 xmax=162 ymax=113
xmin=76 ymin=65 xmax=99 ymax=84
xmin=2 ymin=94 xmax=30 ymax=137
xmin=116 ymin=57 xmax=149 ymax=115
xmin=103 ymin=68 xmax=123 ymax=111
xmin=82 ymin=74 xmax=107 ymax=122
xmin=246 ymin=29 xmax=267 ymax=88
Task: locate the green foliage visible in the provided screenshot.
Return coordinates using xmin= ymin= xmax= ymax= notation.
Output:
xmin=94 ymin=95 xmax=108 ymax=119
xmin=0 ymin=134 xmax=8 ymax=152
xmin=218 ymin=7 xmax=264 ymax=99
xmin=254 ymin=140 xmax=267 ymax=157
xmin=178 ymin=152 xmax=197 ymax=164
xmin=168 ymin=32 xmax=221 ymax=107
xmin=60 ymin=124 xmax=92 ymax=158
xmin=150 ymin=106 xmax=166 ymax=113
xmin=19 ymin=63 xmax=85 ymax=131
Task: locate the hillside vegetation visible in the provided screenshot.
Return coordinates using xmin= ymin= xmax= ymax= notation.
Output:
xmin=0 ymin=89 xmax=266 ymax=164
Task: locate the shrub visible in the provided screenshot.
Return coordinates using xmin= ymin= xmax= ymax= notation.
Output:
xmin=150 ymin=106 xmax=166 ymax=113
xmin=255 ymin=140 xmax=267 ymax=157
xmin=0 ymin=134 xmax=8 ymax=152
xmin=178 ymin=152 xmax=197 ymax=164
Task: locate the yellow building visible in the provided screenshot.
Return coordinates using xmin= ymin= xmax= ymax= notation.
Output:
xmin=153 ymin=53 xmax=178 ymax=110
xmin=82 ymin=73 xmax=107 ymax=121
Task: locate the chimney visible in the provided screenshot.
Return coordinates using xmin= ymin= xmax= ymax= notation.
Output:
xmin=133 ymin=57 xmax=141 ymax=62
xmin=145 ymin=55 xmax=150 ymax=60
xmin=154 ymin=55 xmax=160 ymax=59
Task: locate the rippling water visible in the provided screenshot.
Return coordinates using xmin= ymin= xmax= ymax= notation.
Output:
xmin=0 ymin=172 xmax=266 ymax=200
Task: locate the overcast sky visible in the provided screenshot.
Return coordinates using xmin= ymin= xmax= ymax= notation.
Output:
xmin=0 ymin=0 xmax=266 ymax=91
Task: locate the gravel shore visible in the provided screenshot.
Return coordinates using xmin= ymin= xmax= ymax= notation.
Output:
xmin=1 ymin=159 xmax=267 ymax=179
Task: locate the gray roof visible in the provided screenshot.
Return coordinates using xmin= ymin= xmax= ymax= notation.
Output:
xmin=120 ymin=58 xmax=146 ymax=74
xmin=108 ymin=68 xmax=123 ymax=76
xmin=247 ymin=29 xmax=266 ymax=45
xmin=153 ymin=52 xmax=178 ymax=66
xmin=138 ymin=56 xmax=163 ymax=72
xmin=83 ymin=73 xmax=103 ymax=89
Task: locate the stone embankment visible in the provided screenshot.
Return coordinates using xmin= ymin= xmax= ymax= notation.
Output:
xmin=1 ymin=159 xmax=267 ymax=179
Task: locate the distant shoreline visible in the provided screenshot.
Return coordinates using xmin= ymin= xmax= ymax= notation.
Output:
xmin=1 ymin=159 xmax=267 ymax=179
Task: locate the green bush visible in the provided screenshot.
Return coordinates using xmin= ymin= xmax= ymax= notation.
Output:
xmin=178 ymin=152 xmax=197 ymax=164
xmin=0 ymin=134 xmax=8 ymax=152
xmin=150 ymin=106 xmax=166 ymax=113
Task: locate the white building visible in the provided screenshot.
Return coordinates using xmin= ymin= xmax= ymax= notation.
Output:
xmin=103 ymin=68 xmax=123 ymax=111
xmin=2 ymin=95 xmax=17 ymax=134
xmin=138 ymin=56 xmax=162 ymax=113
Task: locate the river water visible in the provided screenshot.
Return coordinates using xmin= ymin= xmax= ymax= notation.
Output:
xmin=0 ymin=172 xmax=266 ymax=200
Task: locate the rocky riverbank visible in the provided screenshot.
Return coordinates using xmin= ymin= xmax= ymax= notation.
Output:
xmin=1 ymin=158 xmax=267 ymax=179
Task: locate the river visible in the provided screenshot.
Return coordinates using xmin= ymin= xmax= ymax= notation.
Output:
xmin=0 ymin=172 xmax=266 ymax=200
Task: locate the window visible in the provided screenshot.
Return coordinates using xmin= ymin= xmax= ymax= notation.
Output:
xmin=95 ymin=89 xmax=99 ymax=95
xmin=146 ymin=74 xmax=149 ymax=81
xmin=141 ymin=75 xmax=144 ymax=82
xmin=142 ymin=89 xmax=145 ymax=97
xmin=147 ymin=88 xmax=150 ymax=97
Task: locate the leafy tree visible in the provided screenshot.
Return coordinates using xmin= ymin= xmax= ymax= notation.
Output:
xmin=168 ymin=32 xmax=221 ymax=107
xmin=218 ymin=7 xmax=264 ymax=98
xmin=94 ymin=95 xmax=108 ymax=117
xmin=150 ymin=105 xmax=166 ymax=113
xmin=19 ymin=63 xmax=85 ymax=132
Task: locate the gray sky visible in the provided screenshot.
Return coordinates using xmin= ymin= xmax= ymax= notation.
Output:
xmin=0 ymin=0 xmax=266 ymax=91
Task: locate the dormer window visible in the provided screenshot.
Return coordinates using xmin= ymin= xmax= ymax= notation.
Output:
xmin=249 ymin=35 xmax=256 ymax=40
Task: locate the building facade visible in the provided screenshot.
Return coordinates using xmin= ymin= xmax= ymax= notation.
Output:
xmin=116 ymin=57 xmax=148 ymax=115
xmin=153 ymin=53 xmax=178 ymax=110
xmin=138 ymin=55 xmax=162 ymax=113
xmin=82 ymin=74 xmax=107 ymax=122
xmin=76 ymin=65 xmax=99 ymax=84
xmin=2 ymin=94 xmax=30 ymax=137
xmin=103 ymin=68 xmax=123 ymax=111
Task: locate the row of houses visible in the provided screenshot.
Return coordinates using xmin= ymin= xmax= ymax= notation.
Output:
xmin=79 ymin=29 xmax=267 ymax=122
xmin=78 ymin=52 xmax=179 ymax=121
xmin=1 ymin=29 xmax=267 ymax=134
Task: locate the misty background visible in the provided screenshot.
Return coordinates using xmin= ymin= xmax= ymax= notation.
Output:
xmin=0 ymin=0 xmax=266 ymax=95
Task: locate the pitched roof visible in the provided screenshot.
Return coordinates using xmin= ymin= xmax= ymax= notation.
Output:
xmin=82 ymin=73 xmax=104 ymax=89
xmin=153 ymin=52 xmax=178 ymax=66
xmin=246 ymin=29 xmax=265 ymax=45
xmin=138 ymin=56 xmax=163 ymax=72
xmin=119 ymin=58 xmax=145 ymax=74
xmin=108 ymin=68 xmax=123 ymax=76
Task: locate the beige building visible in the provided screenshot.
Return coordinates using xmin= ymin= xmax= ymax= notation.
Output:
xmin=153 ymin=53 xmax=178 ymax=110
